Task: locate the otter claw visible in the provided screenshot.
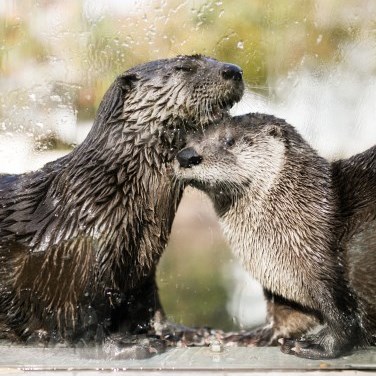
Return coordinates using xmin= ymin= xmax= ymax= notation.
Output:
xmin=280 ymin=335 xmax=346 ymax=359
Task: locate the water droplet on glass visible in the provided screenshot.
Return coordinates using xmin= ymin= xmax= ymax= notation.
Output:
xmin=237 ymin=41 xmax=244 ymax=49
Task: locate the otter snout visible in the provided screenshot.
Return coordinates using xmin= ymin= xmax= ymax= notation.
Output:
xmin=221 ymin=64 xmax=243 ymax=82
xmin=177 ymin=147 xmax=203 ymax=168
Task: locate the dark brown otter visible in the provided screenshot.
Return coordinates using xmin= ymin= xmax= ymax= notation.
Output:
xmin=174 ymin=113 xmax=376 ymax=359
xmin=0 ymin=55 xmax=244 ymax=353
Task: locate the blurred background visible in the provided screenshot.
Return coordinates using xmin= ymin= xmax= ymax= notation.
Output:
xmin=0 ymin=0 xmax=376 ymax=331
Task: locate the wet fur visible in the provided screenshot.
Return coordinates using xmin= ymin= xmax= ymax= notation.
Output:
xmin=0 ymin=55 xmax=244 ymax=345
xmin=174 ymin=113 xmax=376 ymax=359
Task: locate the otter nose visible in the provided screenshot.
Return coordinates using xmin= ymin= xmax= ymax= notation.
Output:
xmin=177 ymin=147 xmax=203 ymax=168
xmin=221 ymin=64 xmax=243 ymax=81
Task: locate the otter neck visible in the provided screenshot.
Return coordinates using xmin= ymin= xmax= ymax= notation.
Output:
xmin=35 ymin=119 xmax=185 ymax=291
xmin=216 ymin=152 xmax=338 ymax=309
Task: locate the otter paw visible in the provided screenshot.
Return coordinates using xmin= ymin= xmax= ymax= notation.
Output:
xmin=102 ymin=334 xmax=166 ymax=359
xmin=279 ymin=334 xmax=346 ymax=359
xmin=222 ymin=326 xmax=276 ymax=347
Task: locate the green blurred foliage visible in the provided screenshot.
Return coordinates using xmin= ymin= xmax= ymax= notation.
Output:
xmin=158 ymin=244 xmax=235 ymax=330
xmin=0 ymin=0 xmax=370 ymax=120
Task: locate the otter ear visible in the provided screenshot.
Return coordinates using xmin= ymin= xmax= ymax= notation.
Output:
xmin=95 ymin=73 xmax=139 ymax=126
xmin=265 ymin=124 xmax=284 ymax=139
xmin=117 ymin=73 xmax=139 ymax=92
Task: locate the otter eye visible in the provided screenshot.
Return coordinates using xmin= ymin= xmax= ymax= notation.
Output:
xmin=224 ymin=137 xmax=235 ymax=148
xmin=174 ymin=65 xmax=195 ymax=73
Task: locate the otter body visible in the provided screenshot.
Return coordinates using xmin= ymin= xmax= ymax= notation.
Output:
xmin=175 ymin=113 xmax=376 ymax=359
xmin=0 ymin=55 xmax=244 ymax=347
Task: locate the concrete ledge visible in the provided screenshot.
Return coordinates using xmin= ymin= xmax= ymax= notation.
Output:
xmin=0 ymin=346 xmax=375 ymax=373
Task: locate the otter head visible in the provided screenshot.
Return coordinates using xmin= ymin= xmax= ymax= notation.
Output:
xmin=92 ymin=55 xmax=244 ymax=141
xmin=125 ymin=55 xmax=244 ymax=124
xmin=174 ymin=114 xmax=287 ymax=204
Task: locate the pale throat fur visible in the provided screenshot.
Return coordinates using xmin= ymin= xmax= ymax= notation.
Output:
xmin=217 ymin=136 xmax=334 ymax=309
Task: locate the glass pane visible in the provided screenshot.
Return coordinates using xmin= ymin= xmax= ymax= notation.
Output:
xmin=0 ymin=0 xmax=375 ymax=363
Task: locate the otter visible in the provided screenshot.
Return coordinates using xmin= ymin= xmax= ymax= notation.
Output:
xmin=0 ymin=55 xmax=244 ymax=353
xmin=174 ymin=113 xmax=376 ymax=359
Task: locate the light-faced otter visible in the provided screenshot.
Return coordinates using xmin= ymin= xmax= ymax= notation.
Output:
xmin=174 ymin=113 xmax=376 ymax=359
xmin=0 ymin=55 xmax=244 ymax=353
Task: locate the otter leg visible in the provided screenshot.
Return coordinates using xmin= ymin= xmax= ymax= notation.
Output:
xmin=110 ymin=270 xmax=164 ymax=335
xmin=279 ymin=325 xmax=356 ymax=359
xmin=280 ymin=285 xmax=361 ymax=359
xmin=107 ymin=272 xmax=220 ymax=351
xmin=101 ymin=271 xmax=166 ymax=359
xmin=223 ymin=290 xmax=319 ymax=346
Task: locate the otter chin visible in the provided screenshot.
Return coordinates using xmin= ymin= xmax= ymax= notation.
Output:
xmin=174 ymin=113 xmax=376 ymax=360
xmin=0 ymin=55 xmax=244 ymax=354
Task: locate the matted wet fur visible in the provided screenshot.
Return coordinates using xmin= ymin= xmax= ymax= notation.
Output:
xmin=0 ymin=55 xmax=244 ymax=355
xmin=174 ymin=113 xmax=376 ymax=359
